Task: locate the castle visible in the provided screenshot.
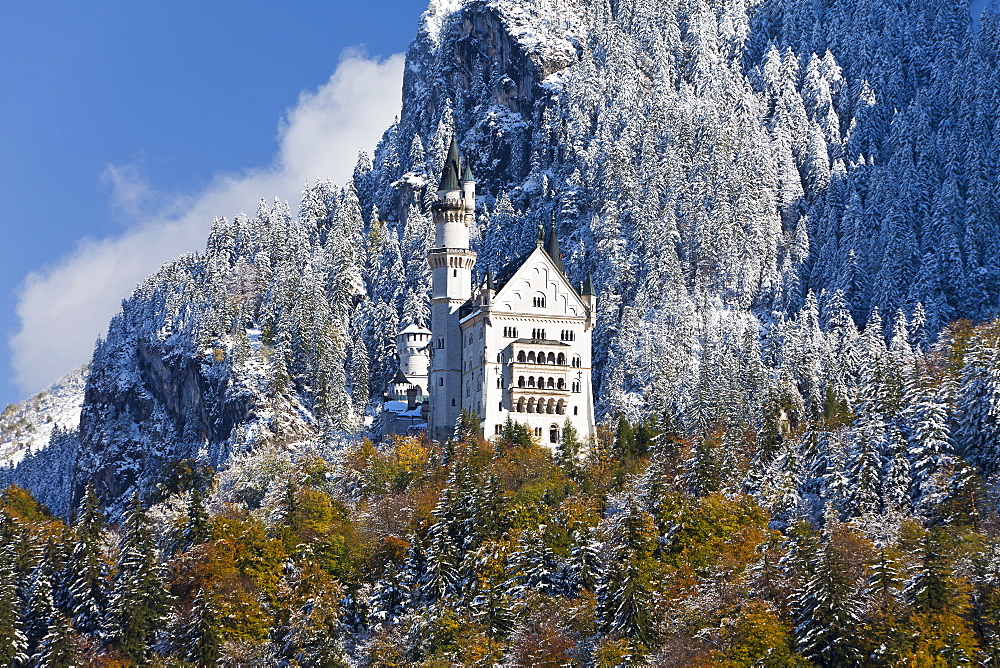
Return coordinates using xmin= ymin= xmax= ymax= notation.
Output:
xmin=386 ymin=136 xmax=595 ymax=447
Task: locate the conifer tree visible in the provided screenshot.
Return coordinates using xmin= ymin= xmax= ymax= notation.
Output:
xmin=0 ymin=541 xmax=27 ymax=666
xmin=107 ymin=493 xmax=170 ymax=663
xmin=181 ymin=589 xmax=221 ymax=666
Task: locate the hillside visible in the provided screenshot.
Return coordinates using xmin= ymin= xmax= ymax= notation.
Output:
xmin=0 ymin=0 xmax=999 ymax=663
xmin=1 ymin=0 xmax=998 ymax=516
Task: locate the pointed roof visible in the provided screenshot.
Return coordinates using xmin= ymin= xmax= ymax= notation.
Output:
xmin=582 ymin=273 xmax=595 ymax=296
xmin=544 ymin=221 xmax=564 ymax=273
xmin=440 ymin=135 xmax=461 ymax=191
xmin=461 ymin=158 xmax=474 ymax=182
xmin=486 ymin=267 xmax=495 ymax=292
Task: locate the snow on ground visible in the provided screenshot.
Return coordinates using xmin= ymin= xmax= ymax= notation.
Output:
xmin=0 ymin=365 xmax=88 ymax=468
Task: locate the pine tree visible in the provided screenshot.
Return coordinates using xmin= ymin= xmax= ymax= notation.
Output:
xmin=107 ymin=494 xmax=170 ymax=663
xmin=0 ymin=541 xmax=27 ymax=666
xmin=67 ymin=484 xmax=108 ymax=634
xmin=956 ymin=328 xmax=1000 ymax=477
xmin=181 ymin=589 xmax=221 ymax=666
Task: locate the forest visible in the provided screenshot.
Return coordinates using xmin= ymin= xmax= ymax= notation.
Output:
xmin=1 ymin=0 xmax=999 ymax=663
xmin=2 ymin=315 xmax=1000 ymax=665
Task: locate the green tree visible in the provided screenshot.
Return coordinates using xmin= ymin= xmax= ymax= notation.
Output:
xmin=107 ymin=493 xmax=170 ymax=663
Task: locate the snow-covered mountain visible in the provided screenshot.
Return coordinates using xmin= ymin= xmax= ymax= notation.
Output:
xmin=5 ymin=0 xmax=999 ymax=516
xmin=0 ymin=366 xmax=87 ymax=468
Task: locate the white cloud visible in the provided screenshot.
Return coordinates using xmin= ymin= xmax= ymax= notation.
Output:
xmin=10 ymin=51 xmax=404 ymax=396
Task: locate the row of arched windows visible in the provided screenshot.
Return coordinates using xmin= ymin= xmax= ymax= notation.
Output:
xmin=518 ymin=376 xmax=566 ymax=390
xmin=515 ymin=397 xmax=566 ymax=414
xmin=560 ymin=329 xmax=575 ymax=341
xmin=532 ymin=296 xmax=546 ymax=308
xmin=503 ymin=326 xmax=518 ymax=337
xmin=517 ymin=350 xmax=564 ymax=365
xmin=531 ymin=328 xmax=547 ymax=339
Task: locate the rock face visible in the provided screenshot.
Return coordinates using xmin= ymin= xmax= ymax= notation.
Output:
xmin=74 ymin=335 xmax=252 ymax=513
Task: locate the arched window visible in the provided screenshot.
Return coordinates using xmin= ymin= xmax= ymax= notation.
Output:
xmin=547 ymin=398 xmax=555 ymax=414
xmin=557 ymin=353 xmax=566 ymax=365
xmin=533 ymin=295 xmax=546 ymax=308
xmin=438 ymin=377 xmax=444 ymax=386
xmin=517 ymin=351 xmax=526 ymax=363
xmin=496 ymin=378 xmax=502 ymax=388
xmin=537 ymin=351 xmax=546 ymax=363
xmin=516 ymin=398 xmax=525 ymax=413
xmin=537 ymin=376 xmax=544 ymax=388
xmin=573 ymin=406 xmax=578 ymax=415
xmin=527 ymin=398 xmax=536 ymax=413
xmin=534 ymin=427 xmax=543 ymax=438
xmin=547 ymin=352 xmax=556 ymax=364
xmin=557 ymin=399 xmax=565 ymax=414
xmin=437 ymin=338 xmax=444 ymax=349
xmin=549 ymin=424 xmax=559 ymax=444
xmin=547 ymin=377 xmax=555 ymax=389
xmin=527 ymin=351 xmax=536 ymax=364
xmin=572 ymin=356 xmax=581 ymax=367
xmin=518 ymin=376 xmax=525 ymax=388
xmin=557 ymin=378 xmax=565 ymax=390
xmin=573 ymin=382 xmax=581 ymax=393
xmin=495 ymin=424 xmax=503 ymax=435
xmin=527 ymin=377 xmax=535 ymax=388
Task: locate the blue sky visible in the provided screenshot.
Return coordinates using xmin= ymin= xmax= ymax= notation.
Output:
xmin=0 ymin=1 xmax=426 ymax=407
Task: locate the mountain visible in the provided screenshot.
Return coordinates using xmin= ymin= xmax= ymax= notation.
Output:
xmin=2 ymin=0 xmax=998 ymax=519
xmin=3 ymin=1 xmax=1000 ymax=664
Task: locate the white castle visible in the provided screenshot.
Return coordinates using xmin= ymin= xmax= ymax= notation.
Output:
xmin=388 ymin=136 xmax=596 ymax=446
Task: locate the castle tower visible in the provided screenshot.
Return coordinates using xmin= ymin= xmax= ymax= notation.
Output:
xmin=427 ymin=136 xmax=476 ymax=441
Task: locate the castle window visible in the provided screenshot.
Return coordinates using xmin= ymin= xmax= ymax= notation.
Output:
xmin=557 ymin=400 xmax=565 ymax=414
xmin=452 ymin=399 xmax=456 ymax=406
xmin=572 ymin=382 xmax=580 ymax=393
xmin=572 ymin=356 xmax=581 ymax=367
xmin=547 ymin=352 xmax=556 ymax=364
xmin=439 ymin=378 xmax=444 ymax=386
xmin=498 ymin=402 xmax=503 ymax=411
xmin=517 ymin=398 xmax=525 ymax=412
xmin=438 ymin=338 xmax=444 ymax=349
xmin=517 ymin=351 xmax=526 ymax=363
xmin=537 ymin=351 xmax=546 ymax=363
xmin=574 ymin=406 xmax=578 ymax=415
xmin=497 ymin=378 xmax=502 ymax=388
xmin=497 ymin=353 xmax=502 ymax=363
xmin=527 ymin=351 xmax=536 ymax=364
xmin=453 ymin=269 xmax=457 ymax=277
xmin=550 ymin=425 xmax=559 ymax=444
xmin=557 ymin=378 xmax=565 ymax=390
xmin=495 ymin=424 xmax=503 ymax=435
xmin=518 ymin=376 xmax=525 ymax=388
xmin=557 ymin=353 xmax=566 ymax=365
xmin=547 ymin=377 xmax=555 ymax=389
xmin=533 ymin=295 xmax=546 ymax=308
xmin=535 ymin=427 xmax=543 ymax=438
xmin=527 ymin=377 xmax=535 ymax=388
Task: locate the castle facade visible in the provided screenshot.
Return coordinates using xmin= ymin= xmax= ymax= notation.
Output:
xmin=414 ymin=137 xmax=596 ymax=446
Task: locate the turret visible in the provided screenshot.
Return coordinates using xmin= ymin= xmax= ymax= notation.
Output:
xmin=544 ymin=221 xmax=565 ymax=273
xmin=427 ymin=131 xmax=478 ymax=441
xmin=432 ymin=135 xmax=474 ymax=249
xmin=461 ymin=160 xmax=475 ymax=203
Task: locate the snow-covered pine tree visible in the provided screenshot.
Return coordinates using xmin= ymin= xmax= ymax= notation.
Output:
xmin=67 ymin=483 xmax=108 ymax=635
xmin=107 ymin=494 xmax=170 ymax=663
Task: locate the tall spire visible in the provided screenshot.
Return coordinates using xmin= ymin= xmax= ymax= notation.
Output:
xmin=545 ymin=220 xmax=564 ymax=273
xmin=440 ymin=135 xmax=461 ymax=191
xmin=582 ymin=273 xmax=595 ymax=296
